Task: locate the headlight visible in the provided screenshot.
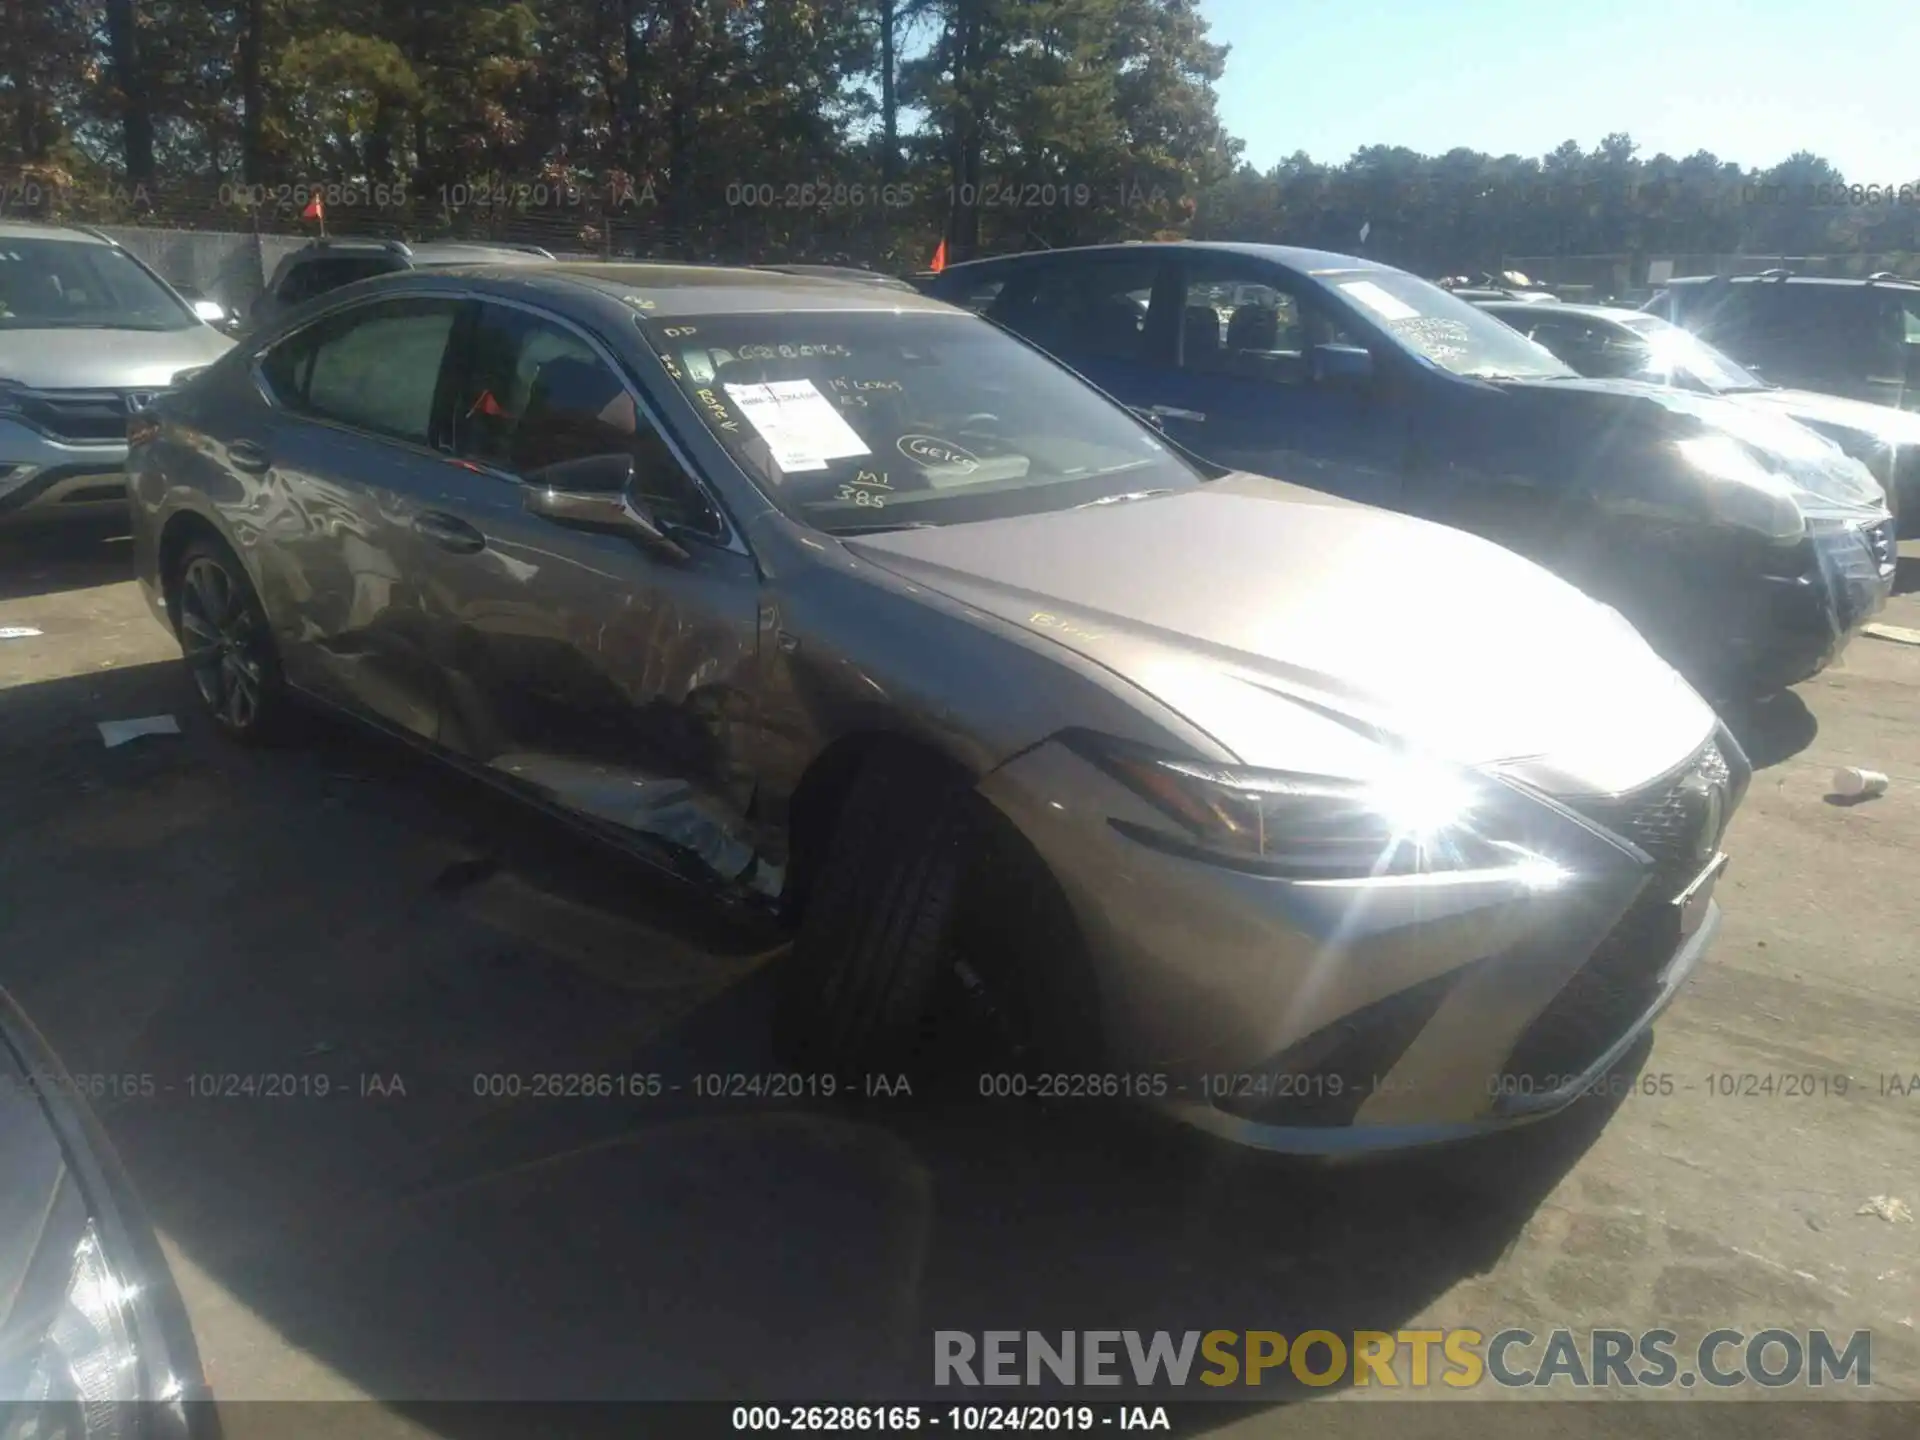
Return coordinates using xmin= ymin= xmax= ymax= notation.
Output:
xmin=1064 ymin=731 xmax=1567 ymax=882
xmin=7 ymin=1208 xmax=145 ymax=1428
xmin=1675 ymin=434 xmax=1806 ymax=541
xmin=2 ymin=1002 xmax=212 ymax=1440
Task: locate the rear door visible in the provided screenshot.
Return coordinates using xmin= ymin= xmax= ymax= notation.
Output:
xmin=1144 ymin=251 xmax=1406 ymax=509
xmin=408 ymin=298 xmax=766 ymax=883
xmin=250 ymin=293 xmax=467 ymax=739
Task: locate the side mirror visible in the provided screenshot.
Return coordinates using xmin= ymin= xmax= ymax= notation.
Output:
xmin=192 ymin=298 xmax=228 ymax=326
xmin=522 ymin=455 xmax=689 ymax=560
xmin=1311 ymin=343 xmax=1374 ymax=387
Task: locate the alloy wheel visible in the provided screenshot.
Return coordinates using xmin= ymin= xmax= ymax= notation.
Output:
xmin=178 ymin=555 xmax=267 ymax=732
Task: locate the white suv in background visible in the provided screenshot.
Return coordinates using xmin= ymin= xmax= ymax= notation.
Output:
xmin=0 ymin=221 xmax=233 ymax=525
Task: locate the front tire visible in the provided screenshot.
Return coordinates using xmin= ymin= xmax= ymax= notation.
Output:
xmin=773 ymin=751 xmax=979 ymax=1080
xmin=171 ymin=538 xmax=288 ymax=743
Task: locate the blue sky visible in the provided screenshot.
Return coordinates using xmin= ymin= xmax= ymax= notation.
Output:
xmin=1203 ymin=0 xmax=1920 ymax=180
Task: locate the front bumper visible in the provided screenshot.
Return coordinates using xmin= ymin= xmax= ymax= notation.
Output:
xmin=0 ymin=422 xmax=130 ymax=521
xmin=978 ymin=728 xmax=1748 ymax=1156
xmin=1742 ymin=516 xmax=1895 ymax=693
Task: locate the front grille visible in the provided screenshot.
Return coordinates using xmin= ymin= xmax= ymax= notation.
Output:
xmin=1500 ymin=741 xmax=1733 ymax=1086
xmin=12 ymin=389 xmax=137 ymax=444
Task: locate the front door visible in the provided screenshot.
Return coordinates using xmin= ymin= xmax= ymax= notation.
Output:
xmin=411 ymin=299 xmax=768 ymax=888
xmin=1146 ymin=252 xmax=1406 ymax=509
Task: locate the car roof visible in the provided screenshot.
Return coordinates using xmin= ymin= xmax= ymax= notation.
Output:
xmin=1665 ymin=273 xmax=1920 ymax=292
xmin=936 ymin=240 xmax=1391 ymax=277
xmin=374 ymin=261 xmax=963 ymax=318
xmin=0 ymin=220 xmax=113 ymax=244
xmin=288 ymin=239 xmax=553 ymax=265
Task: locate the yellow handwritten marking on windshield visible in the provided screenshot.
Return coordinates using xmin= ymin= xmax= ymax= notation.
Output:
xmin=662 ymin=325 xmax=698 ymax=338
xmin=849 ymin=470 xmax=891 ymax=489
xmin=1029 ymin=611 xmax=1105 ymax=643
xmin=737 ymin=343 xmax=851 ymax=360
xmin=624 ymin=295 xmax=657 ymax=310
xmin=837 ymin=486 xmax=886 ymax=508
xmin=694 ymin=387 xmax=739 ymax=432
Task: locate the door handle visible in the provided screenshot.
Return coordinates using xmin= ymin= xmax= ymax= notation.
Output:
xmin=1148 ymin=404 xmax=1206 ymax=422
xmin=228 ymin=440 xmax=272 ymax=474
xmin=412 ymin=511 xmax=487 ymax=554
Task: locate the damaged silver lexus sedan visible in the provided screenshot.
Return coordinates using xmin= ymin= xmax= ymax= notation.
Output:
xmin=128 ymin=263 xmax=1749 ymax=1154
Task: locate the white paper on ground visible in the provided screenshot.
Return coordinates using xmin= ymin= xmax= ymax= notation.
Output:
xmin=98 ymin=715 xmax=182 ymax=748
xmin=724 ymin=379 xmax=871 ymax=474
xmin=0 ymin=627 xmax=44 ymax=640
xmin=1337 ymin=279 xmax=1420 ymax=322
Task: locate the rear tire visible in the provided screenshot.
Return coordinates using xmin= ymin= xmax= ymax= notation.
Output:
xmin=170 ymin=537 xmax=288 ymax=744
xmin=773 ymin=751 xmax=979 ymax=1081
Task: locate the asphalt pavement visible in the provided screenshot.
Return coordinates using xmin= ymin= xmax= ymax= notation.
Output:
xmin=1 ymin=520 xmax=1916 ymax=1438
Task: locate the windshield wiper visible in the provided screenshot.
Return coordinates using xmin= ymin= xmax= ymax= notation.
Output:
xmin=825 ymin=519 xmax=942 ymax=535
xmin=1074 ymin=488 xmax=1175 ymax=509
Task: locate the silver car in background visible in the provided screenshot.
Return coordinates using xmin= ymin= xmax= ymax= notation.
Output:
xmin=127 ymin=264 xmax=1748 ymax=1154
xmin=0 ymin=222 xmax=233 ymax=524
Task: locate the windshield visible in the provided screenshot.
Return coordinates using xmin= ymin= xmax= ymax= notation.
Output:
xmin=0 ymin=238 xmax=197 ymax=331
xmin=638 ymin=310 xmax=1210 ymax=533
xmin=1615 ymin=312 xmax=1766 ymax=392
xmin=1313 ymin=267 xmax=1577 ymax=380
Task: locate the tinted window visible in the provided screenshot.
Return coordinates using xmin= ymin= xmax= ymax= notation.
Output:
xmin=261 ymin=297 xmax=459 ymax=444
xmin=0 ymin=237 xmax=197 ymax=332
xmin=1511 ymin=313 xmax=1651 ymax=380
xmin=453 ymin=303 xmax=720 ymax=534
xmin=990 ymin=258 xmax=1162 ymax=362
xmin=280 ymin=255 xmax=401 ymax=304
xmin=639 ymin=309 xmax=1208 ymax=535
xmin=1176 ymin=256 xmax=1358 ymax=385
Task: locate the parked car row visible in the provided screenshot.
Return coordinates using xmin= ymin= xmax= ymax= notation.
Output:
xmin=1469 ymin=296 xmax=1920 ymax=532
xmin=920 ymin=242 xmax=1897 ymax=700
xmin=0 ymin=222 xmax=1892 ymax=1168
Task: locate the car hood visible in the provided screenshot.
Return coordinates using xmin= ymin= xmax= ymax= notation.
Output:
xmin=1721 ymin=386 xmax=1920 ymax=448
xmin=1491 ymin=375 xmax=1888 ymax=515
xmin=0 ymin=325 xmax=234 ymax=389
xmin=846 ymin=474 xmax=1715 ymax=798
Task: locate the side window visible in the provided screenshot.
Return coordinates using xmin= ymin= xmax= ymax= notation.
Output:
xmin=274 ymin=262 xmax=313 ymax=305
xmin=956 ymin=276 xmax=1004 ymax=314
xmin=453 ymin=303 xmax=720 ymax=535
xmin=995 ymin=259 xmax=1163 ymax=363
xmin=1174 ymin=260 xmax=1353 ymax=385
xmin=261 ymin=297 xmax=459 ymax=445
xmin=278 ymin=256 xmax=397 ymax=305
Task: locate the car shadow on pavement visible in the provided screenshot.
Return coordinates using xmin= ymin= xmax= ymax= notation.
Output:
xmin=1895 ymin=553 xmax=1919 ymax=596
xmin=0 ymin=660 xmax=1632 ymax=1427
xmin=0 ymin=518 xmax=136 ymax=602
xmin=1719 ymin=690 xmax=1818 ymax=770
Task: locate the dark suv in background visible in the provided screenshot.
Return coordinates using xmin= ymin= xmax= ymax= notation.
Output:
xmin=247 ymin=238 xmax=555 ymax=330
xmin=1647 ymin=271 xmax=1920 ymax=413
xmin=922 ymin=242 xmax=1895 ymax=700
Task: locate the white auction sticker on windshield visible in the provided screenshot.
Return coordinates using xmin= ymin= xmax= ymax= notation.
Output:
xmin=1337 ymin=279 xmax=1420 ymax=322
xmin=723 ymin=379 xmax=870 ymax=474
